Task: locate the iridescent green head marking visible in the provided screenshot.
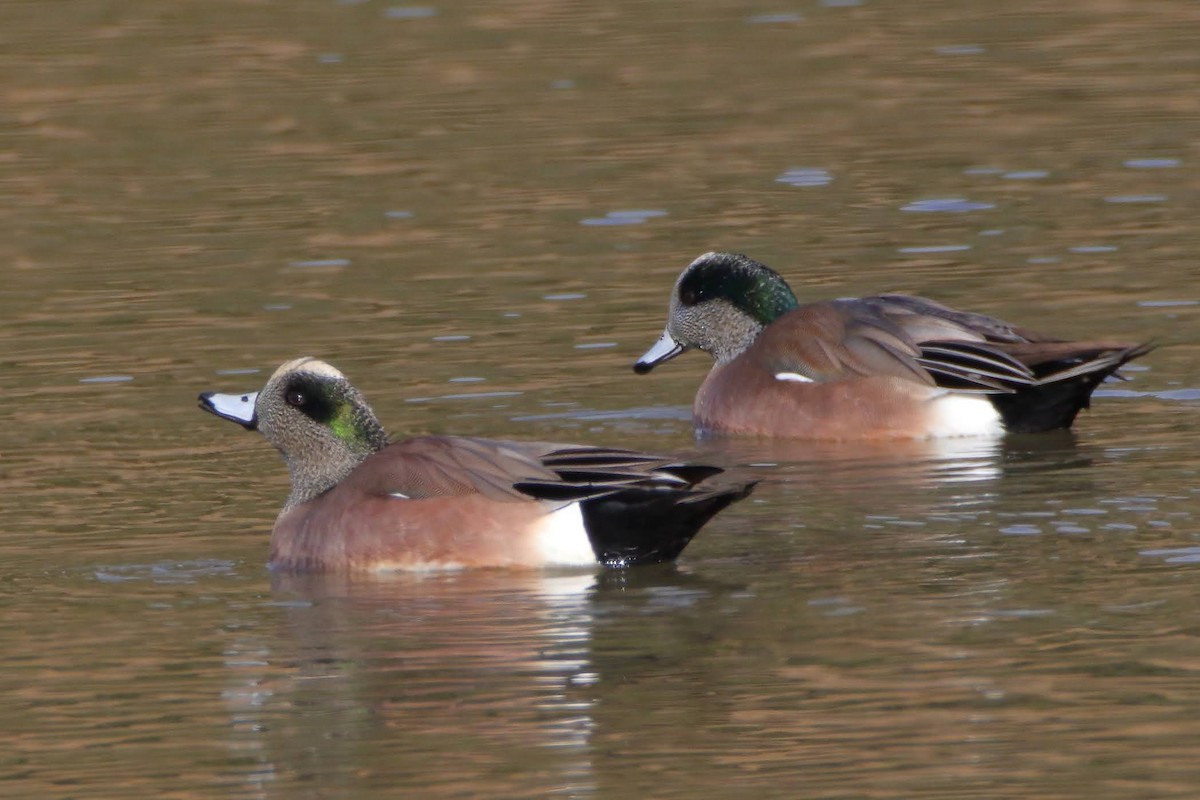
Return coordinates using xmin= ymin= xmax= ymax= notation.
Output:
xmin=281 ymin=371 xmax=383 ymax=451
xmin=248 ymin=357 xmax=390 ymax=508
xmin=677 ymin=252 xmax=799 ymax=325
xmin=329 ymin=405 xmax=372 ymax=449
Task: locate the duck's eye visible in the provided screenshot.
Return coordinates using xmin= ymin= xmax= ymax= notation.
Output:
xmin=285 ymin=390 xmax=306 ymax=407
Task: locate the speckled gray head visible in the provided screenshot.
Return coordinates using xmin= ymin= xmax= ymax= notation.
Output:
xmin=634 ymin=252 xmax=800 ymax=371
xmin=199 ymin=358 xmax=389 ymax=508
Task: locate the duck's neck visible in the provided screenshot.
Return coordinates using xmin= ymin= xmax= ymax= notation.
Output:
xmin=712 ymin=267 xmax=795 ymax=363
xmin=283 ymin=411 xmax=388 ymax=510
xmin=704 ymin=305 xmax=770 ymax=365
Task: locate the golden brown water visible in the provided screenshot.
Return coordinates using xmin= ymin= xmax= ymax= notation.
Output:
xmin=5 ymin=1 xmax=1200 ymax=797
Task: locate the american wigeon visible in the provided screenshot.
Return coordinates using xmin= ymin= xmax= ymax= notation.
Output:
xmin=634 ymin=252 xmax=1152 ymax=440
xmin=199 ymin=358 xmax=753 ymax=572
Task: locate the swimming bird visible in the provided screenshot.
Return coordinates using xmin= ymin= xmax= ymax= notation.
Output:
xmin=634 ymin=251 xmax=1151 ymax=440
xmin=200 ymin=357 xmax=753 ymax=571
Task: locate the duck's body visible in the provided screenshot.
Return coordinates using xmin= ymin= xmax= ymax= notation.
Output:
xmin=200 ymin=358 xmax=751 ymax=572
xmin=635 ymin=252 xmax=1151 ymax=440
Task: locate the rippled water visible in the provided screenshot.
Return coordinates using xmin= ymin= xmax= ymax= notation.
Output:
xmin=5 ymin=0 xmax=1200 ymax=797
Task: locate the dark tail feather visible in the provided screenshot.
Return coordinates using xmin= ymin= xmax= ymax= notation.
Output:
xmin=989 ymin=342 xmax=1153 ymax=433
xmin=580 ymin=482 xmax=755 ymax=567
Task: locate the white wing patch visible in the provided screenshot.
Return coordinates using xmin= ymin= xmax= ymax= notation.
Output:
xmin=387 ymin=491 xmax=410 ymax=500
xmin=774 ymin=371 xmax=814 ymax=383
xmin=534 ymin=503 xmax=596 ymax=567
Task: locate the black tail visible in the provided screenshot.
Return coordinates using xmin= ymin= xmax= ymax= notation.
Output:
xmin=989 ymin=342 xmax=1152 ymax=433
xmin=579 ymin=482 xmax=755 ymax=567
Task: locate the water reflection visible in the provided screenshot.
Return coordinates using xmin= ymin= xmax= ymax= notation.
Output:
xmin=700 ymin=432 xmax=1105 ymax=496
xmin=704 ymin=434 xmax=1007 ymax=487
xmin=228 ymin=571 xmax=610 ymax=797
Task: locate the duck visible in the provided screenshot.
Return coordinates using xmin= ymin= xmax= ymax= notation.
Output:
xmin=633 ymin=251 xmax=1152 ymax=440
xmin=199 ymin=357 xmax=753 ymax=572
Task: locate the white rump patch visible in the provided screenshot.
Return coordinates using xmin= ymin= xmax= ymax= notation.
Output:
xmin=774 ymin=371 xmax=814 ymax=383
xmin=535 ymin=503 xmax=596 ymax=567
xmin=926 ymin=393 xmax=1004 ymax=438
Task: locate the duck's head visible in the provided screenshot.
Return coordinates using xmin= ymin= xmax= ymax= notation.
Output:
xmin=199 ymin=357 xmax=389 ymax=507
xmin=634 ymin=252 xmax=799 ymax=371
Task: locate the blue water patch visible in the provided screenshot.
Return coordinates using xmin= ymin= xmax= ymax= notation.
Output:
xmin=1124 ymin=158 xmax=1180 ymax=169
xmin=984 ymin=608 xmax=1055 ymax=619
xmin=581 ymin=209 xmax=666 ymax=226
xmin=511 ymin=405 xmax=693 ymax=423
xmin=317 ymin=53 xmax=344 ymax=64
xmin=901 ymin=198 xmax=995 ymax=213
xmin=385 ymin=6 xmax=437 ymax=18
xmin=896 ymin=244 xmax=972 ymax=254
xmin=574 ymin=342 xmax=618 ymax=350
xmin=964 ymin=166 xmax=1004 ymax=175
xmin=776 ymin=167 xmax=833 ymax=187
xmin=550 ymin=79 xmax=575 ymax=90
xmin=1000 ymin=524 xmax=1041 ymax=536
xmin=608 ymin=209 xmax=668 ymax=220
xmin=405 ymin=390 xmax=523 ymax=403
xmin=1153 ymin=388 xmax=1200 ymax=401
xmin=1069 ymin=245 xmax=1118 ymax=253
xmin=1104 ymin=195 xmax=1167 ymax=204
xmin=264 ymin=599 xmax=315 ymax=609
xmin=263 ymin=303 xmax=292 ymax=311
xmin=1137 ymin=300 xmax=1198 ymax=308
xmin=290 ymin=258 xmax=350 ymax=268
xmin=79 ymin=375 xmax=134 ymax=384
xmin=543 ymin=292 xmax=587 ymax=301
xmin=95 ymin=560 xmax=239 ymax=584
xmin=384 ymin=209 xmax=414 ymax=219
xmin=747 ymin=13 xmax=804 ymax=24
xmin=216 ymin=368 xmax=262 ymax=376
xmin=581 ymin=216 xmax=641 ymax=226
xmin=432 ymin=334 xmax=471 ymax=341
xmin=1002 ymin=170 xmax=1049 ymax=180
xmin=442 ymin=391 xmax=518 ymax=401
xmin=934 ymin=44 xmax=985 ymax=55
xmin=1027 ymin=257 xmax=1061 ymax=264
xmin=1140 ymin=546 xmax=1200 ymax=564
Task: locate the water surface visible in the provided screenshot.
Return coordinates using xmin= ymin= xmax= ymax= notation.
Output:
xmin=4 ymin=1 xmax=1200 ymax=797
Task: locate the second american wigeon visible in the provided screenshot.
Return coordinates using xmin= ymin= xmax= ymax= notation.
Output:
xmin=634 ymin=252 xmax=1152 ymax=440
xmin=199 ymin=358 xmax=753 ymax=572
